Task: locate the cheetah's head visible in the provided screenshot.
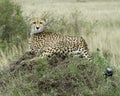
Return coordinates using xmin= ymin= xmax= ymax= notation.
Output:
xmin=30 ymin=18 xmax=47 ymax=35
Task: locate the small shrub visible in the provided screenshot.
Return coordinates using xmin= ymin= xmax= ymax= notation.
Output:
xmin=0 ymin=0 xmax=29 ymax=48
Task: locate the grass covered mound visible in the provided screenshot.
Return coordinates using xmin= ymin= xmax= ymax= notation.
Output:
xmin=0 ymin=52 xmax=120 ymax=96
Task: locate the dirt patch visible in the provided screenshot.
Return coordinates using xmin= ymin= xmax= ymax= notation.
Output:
xmin=37 ymin=78 xmax=77 ymax=96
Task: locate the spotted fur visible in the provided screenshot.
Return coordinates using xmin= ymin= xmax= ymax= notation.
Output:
xmin=29 ymin=18 xmax=92 ymax=61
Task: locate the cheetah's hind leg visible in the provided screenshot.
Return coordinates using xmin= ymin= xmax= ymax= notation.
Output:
xmin=72 ymin=50 xmax=83 ymax=58
xmin=72 ymin=50 xmax=92 ymax=61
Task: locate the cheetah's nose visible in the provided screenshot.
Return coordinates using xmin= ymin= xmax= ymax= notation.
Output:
xmin=36 ymin=27 xmax=39 ymax=30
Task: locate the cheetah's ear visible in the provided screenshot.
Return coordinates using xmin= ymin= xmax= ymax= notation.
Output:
xmin=28 ymin=18 xmax=32 ymax=25
xmin=42 ymin=18 xmax=46 ymax=22
xmin=42 ymin=18 xmax=48 ymax=25
xmin=26 ymin=17 xmax=33 ymax=25
xmin=44 ymin=19 xmax=54 ymax=26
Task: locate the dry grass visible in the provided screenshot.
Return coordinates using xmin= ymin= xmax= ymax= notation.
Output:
xmin=0 ymin=42 xmax=29 ymax=70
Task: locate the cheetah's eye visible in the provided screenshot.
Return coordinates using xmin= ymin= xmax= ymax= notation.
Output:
xmin=33 ymin=22 xmax=36 ymax=24
xmin=40 ymin=22 xmax=43 ymax=24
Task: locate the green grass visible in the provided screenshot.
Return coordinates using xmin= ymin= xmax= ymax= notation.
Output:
xmin=0 ymin=52 xmax=120 ymax=96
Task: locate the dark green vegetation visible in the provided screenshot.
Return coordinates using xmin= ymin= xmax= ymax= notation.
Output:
xmin=0 ymin=0 xmax=29 ymax=50
xmin=0 ymin=0 xmax=120 ymax=96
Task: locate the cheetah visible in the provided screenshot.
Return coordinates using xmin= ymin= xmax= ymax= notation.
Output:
xmin=29 ymin=18 xmax=92 ymax=61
